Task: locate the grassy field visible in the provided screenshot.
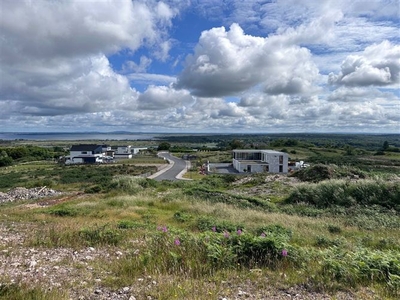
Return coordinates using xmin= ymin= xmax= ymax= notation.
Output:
xmin=0 ymin=137 xmax=399 ymax=299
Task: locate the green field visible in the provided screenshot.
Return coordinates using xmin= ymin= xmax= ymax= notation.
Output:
xmin=0 ymin=134 xmax=399 ymax=299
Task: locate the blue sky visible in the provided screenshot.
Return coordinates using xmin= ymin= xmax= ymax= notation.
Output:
xmin=0 ymin=0 xmax=399 ymax=133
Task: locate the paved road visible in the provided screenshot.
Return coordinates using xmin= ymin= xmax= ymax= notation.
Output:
xmin=151 ymin=152 xmax=189 ymax=181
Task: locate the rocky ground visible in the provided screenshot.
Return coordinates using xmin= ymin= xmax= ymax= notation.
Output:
xmin=0 ymin=188 xmax=381 ymax=299
xmin=0 ymin=224 xmax=378 ymax=300
xmin=0 ymin=186 xmax=63 ymax=204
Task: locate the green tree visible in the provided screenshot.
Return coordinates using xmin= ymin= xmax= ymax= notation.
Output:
xmin=157 ymin=142 xmax=171 ymax=151
xmin=0 ymin=150 xmax=13 ymax=167
xmin=383 ymin=141 xmax=389 ymax=151
xmin=229 ymin=139 xmax=244 ymax=150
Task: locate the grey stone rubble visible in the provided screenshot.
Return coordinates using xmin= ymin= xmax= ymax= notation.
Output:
xmin=0 ymin=187 xmax=62 ymax=204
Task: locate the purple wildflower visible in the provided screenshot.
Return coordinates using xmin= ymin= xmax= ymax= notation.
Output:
xmin=237 ymin=229 xmax=242 ymax=235
xmin=162 ymin=226 xmax=168 ymax=233
xmin=174 ymin=238 xmax=181 ymax=246
xmin=281 ymin=249 xmax=288 ymax=257
xmin=223 ymin=231 xmax=230 ymax=238
xmin=212 ymin=226 xmax=216 ymax=232
xmin=260 ymin=232 xmax=266 ymax=238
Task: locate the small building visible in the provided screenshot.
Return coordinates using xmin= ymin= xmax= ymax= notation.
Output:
xmin=66 ymin=144 xmax=104 ymax=164
xmin=132 ymin=147 xmax=148 ymax=155
xmin=232 ymin=149 xmax=288 ymax=173
xmin=114 ymin=145 xmax=132 ymax=159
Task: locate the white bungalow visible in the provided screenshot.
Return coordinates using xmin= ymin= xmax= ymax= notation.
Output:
xmin=65 ymin=144 xmax=104 ymax=164
xmin=232 ymin=149 xmax=288 ymax=173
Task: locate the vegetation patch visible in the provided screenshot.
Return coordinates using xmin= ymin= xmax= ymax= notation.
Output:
xmin=285 ymin=180 xmax=400 ymax=211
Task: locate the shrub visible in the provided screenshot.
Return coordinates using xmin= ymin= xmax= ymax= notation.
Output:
xmin=108 ymin=176 xmax=145 ymax=194
xmin=292 ymin=164 xmax=333 ymax=182
xmin=48 ymin=207 xmax=78 ymax=217
xmin=255 ymin=224 xmax=292 ymax=242
xmin=79 ymin=225 xmax=122 ymax=246
xmin=173 ymin=211 xmax=193 ymax=223
xmin=327 ymin=224 xmax=342 ymax=234
xmin=196 ymin=216 xmax=242 ymax=233
xmin=117 ymin=220 xmax=146 ymax=229
xmin=285 ymin=180 xmax=400 ymax=211
xmin=84 ymin=185 xmax=102 ymax=194
xmin=228 ymin=234 xmax=284 ymax=267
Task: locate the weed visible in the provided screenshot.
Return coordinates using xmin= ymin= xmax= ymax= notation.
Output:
xmin=79 ymin=224 xmax=122 ymax=246
xmin=0 ymin=282 xmax=66 ymax=300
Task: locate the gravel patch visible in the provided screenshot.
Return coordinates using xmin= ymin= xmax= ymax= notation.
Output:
xmin=0 ymin=187 xmax=63 ymax=204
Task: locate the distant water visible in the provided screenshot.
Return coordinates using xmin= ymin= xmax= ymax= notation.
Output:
xmin=0 ymin=132 xmax=160 ymax=141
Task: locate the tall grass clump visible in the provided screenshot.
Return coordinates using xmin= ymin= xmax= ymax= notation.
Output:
xmin=108 ymin=176 xmax=149 ymax=194
xmin=285 ymin=180 xmax=400 ymax=210
xmin=0 ymin=282 xmax=66 ymax=300
xmin=112 ymin=225 xmax=289 ymax=281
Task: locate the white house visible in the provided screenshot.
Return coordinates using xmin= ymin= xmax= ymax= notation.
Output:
xmin=132 ymin=147 xmax=147 ymax=154
xmin=114 ymin=145 xmax=132 ymax=159
xmin=232 ymin=149 xmax=288 ymax=173
xmin=65 ymin=144 xmax=104 ymax=164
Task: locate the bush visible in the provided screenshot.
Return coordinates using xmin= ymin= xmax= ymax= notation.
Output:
xmin=48 ymin=207 xmax=78 ymax=217
xmin=173 ymin=211 xmax=193 ymax=223
xmin=79 ymin=225 xmax=122 ymax=246
xmin=291 ymin=164 xmax=333 ymax=182
xmin=117 ymin=220 xmax=146 ymax=229
xmin=255 ymin=224 xmax=292 ymax=242
xmin=108 ymin=176 xmax=146 ymax=194
xmin=285 ymin=180 xmax=400 ymax=211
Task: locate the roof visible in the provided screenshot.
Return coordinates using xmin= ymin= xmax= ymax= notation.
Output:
xmin=232 ymin=149 xmax=286 ymax=155
xmin=70 ymin=144 xmax=102 ymax=151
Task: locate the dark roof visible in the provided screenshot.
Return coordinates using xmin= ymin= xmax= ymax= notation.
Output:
xmin=70 ymin=144 xmax=102 ymax=151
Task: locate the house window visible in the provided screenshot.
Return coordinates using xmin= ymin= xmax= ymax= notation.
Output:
xmin=279 ymin=155 xmax=283 ymax=164
xmin=82 ymin=151 xmax=87 ymax=154
xmin=279 ymin=165 xmax=283 ymax=172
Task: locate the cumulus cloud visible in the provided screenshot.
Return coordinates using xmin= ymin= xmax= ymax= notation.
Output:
xmin=0 ymin=0 xmax=177 ymax=119
xmin=0 ymin=55 xmax=139 ymax=116
xmin=327 ymin=86 xmax=398 ymax=103
xmin=138 ymin=85 xmax=194 ymax=110
xmin=175 ymin=23 xmax=320 ymax=97
xmin=0 ymin=0 xmax=175 ymax=61
xmin=328 ymin=41 xmax=400 ymax=87
xmin=0 ymin=0 xmax=398 ymax=133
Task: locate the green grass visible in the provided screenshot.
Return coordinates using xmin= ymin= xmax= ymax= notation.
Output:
xmin=1 ymin=146 xmax=400 ymax=299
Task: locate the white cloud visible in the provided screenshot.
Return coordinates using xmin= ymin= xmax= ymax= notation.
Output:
xmin=0 ymin=0 xmax=398 ymax=133
xmin=175 ymin=23 xmax=320 ymax=97
xmin=0 ymin=0 xmax=177 ymax=119
xmin=327 ymin=86 xmax=398 ymax=103
xmin=329 ymin=41 xmax=400 ymax=86
xmin=138 ymin=85 xmax=194 ymax=110
xmin=122 ymin=56 xmax=153 ymax=73
xmin=1 ymin=55 xmax=139 ymax=116
xmin=0 ymin=0 xmax=175 ymax=61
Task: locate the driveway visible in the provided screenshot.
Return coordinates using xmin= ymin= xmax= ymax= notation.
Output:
xmin=149 ymin=152 xmax=190 ymax=181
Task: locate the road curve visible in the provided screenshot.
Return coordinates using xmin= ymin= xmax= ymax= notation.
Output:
xmin=149 ymin=152 xmax=190 ymax=181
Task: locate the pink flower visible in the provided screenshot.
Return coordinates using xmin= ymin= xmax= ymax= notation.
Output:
xmin=212 ymin=226 xmax=216 ymax=232
xmin=260 ymin=232 xmax=266 ymax=238
xmin=223 ymin=231 xmax=230 ymax=238
xmin=174 ymin=238 xmax=181 ymax=246
xmin=281 ymin=249 xmax=288 ymax=257
xmin=237 ymin=229 xmax=242 ymax=235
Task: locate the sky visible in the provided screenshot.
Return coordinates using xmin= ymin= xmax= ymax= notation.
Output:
xmin=0 ymin=0 xmax=399 ymax=133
